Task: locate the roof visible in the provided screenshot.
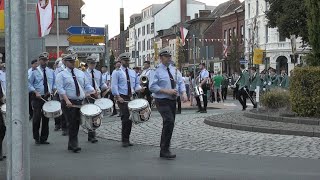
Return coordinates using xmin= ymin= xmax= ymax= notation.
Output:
xmin=187 ymin=0 xmax=206 ymax=5
xmin=209 ymin=0 xmax=241 ymax=18
xmin=206 ymin=6 xmax=216 ymax=11
xmin=220 ymin=1 xmax=244 ymax=18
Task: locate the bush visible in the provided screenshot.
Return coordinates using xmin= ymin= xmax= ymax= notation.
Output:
xmin=290 ymin=67 xmax=320 ymax=117
xmin=261 ymin=88 xmax=291 ymax=109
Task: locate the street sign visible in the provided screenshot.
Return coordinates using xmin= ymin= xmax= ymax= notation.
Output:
xmin=253 ymin=48 xmax=264 ymax=64
xmin=67 ymin=45 xmax=105 ymax=53
xmin=67 ymin=26 xmax=105 ymax=35
xmin=239 ymin=58 xmax=248 ymax=64
xmin=67 ymin=35 xmax=105 ymax=44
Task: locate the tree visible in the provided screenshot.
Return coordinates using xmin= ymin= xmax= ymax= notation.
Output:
xmin=229 ymin=35 xmax=240 ymax=74
xmin=266 ymin=0 xmax=308 ymax=43
xmin=109 ymin=50 xmax=115 ymax=72
xmin=175 ymin=37 xmax=185 ymax=71
xmin=305 ymin=0 xmax=320 ymax=66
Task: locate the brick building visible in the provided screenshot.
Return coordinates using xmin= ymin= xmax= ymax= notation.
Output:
xmin=108 ymin=29 xmax=129 ymax=59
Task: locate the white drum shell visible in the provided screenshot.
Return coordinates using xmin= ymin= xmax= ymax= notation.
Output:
xmin=80 ymin=104 xmax=103 ymax=130
xmin=42 ymin=100 xmax=62 ymax=118
xmin=194 ymin=86 xmax=204 ymax=97
xmin=94 ymin=98 xmax=114 ymax=116
xmin=1 ymin=104 xmax=6 ymax=126
xmin=128 ymin=99 xmax=151 ymax=124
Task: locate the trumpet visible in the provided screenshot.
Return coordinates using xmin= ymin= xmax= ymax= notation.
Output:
xmin=140 ymin=75 xmax=149 ymax=86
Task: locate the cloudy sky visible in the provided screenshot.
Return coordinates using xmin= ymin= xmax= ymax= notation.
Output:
xmin=82 ymin=0 xmax=232 ymax=38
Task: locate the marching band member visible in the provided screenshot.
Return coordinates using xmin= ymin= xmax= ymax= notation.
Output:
xmin=28 ymin=52 xmax=55 ymax=145
xmin=111 ymin=53 xmax=143 ymax=147
xmin=54 ymin=57 xmax=68 ymax=135
xmin=139 ymin=60 xmax=153 ymax=106
xmin=237 ymin=64 xmax=250 ymax=111
xmin=149 ymin=47 xmax=187 ymax=159
xmin=56 ymin=54 xmax=96 ymax=153
xmin=278 ymin=69 xmax=289 ymax=89
xmin=28 ymin=59 xmax=38 ymax=120
xmin=84 ymin=56 xmax=108 ymax=143
xmin=101 ymin=65 xmax=118 ymax=116
xmin=195 ymin=62 xmax=209 ymax=113
xmin=249 ymin=67 xmax=260 ymax=108
xmin=0 ymin=63 xmax=6 ymax=161
xmin=268 ymin=68 xmax=279 ymax=89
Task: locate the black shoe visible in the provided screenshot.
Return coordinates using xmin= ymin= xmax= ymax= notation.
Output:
xmin=200 ymin=110 xmax=207 ymax=113
xmin=0 ymin=155 xmax=6 ymax=161
xmin=89 ymin=138 xmax=98 ymax=143
xmin=68 ymin=147 xmax=81 ymax=153
xmin=62 ymin=131 xmax=68 ymax=136
xmin=54 ymin=126 xmax=61 ymax=131
xmin=196 ymin=109 xmax=201 ymax=113
xmin=160 ymin=151 xmax=176 ymax=159
xmin=253 ymin=104 xmax=257 ymax=109
xmin=35 ymin=140 xmax=40 ymax=145
xmin=176 ymin=111 xmax=181 ymax=114
xmin=40 ymin=141 xmax=50 ymax=145
xmin=122 ymin=142 xmax=133 ymax=147
xmin=111 ymin=112 xmax=117 ymax=116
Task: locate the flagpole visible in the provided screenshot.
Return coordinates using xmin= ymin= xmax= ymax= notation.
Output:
xmin=57 ymin=0 xmax=60 ymax=58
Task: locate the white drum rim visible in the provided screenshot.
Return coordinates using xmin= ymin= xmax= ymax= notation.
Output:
xmin=1 ymin=104 xmax=6 ymax=114
xmin=94 ymin=98 xmax=114 ymax=109
xmin=43 ymin=100 xmax=61 ymax=112
xmin=80 ymin=104 xmax=102 ymax=116
xmin=128 ymin=99 xmax=149 ymax=110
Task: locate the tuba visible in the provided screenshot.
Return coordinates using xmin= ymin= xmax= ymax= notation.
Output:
xmin=194 ymin=76 xmax=204 ymax=97
xmin=140 ymin=75 xmax=149 ymax=87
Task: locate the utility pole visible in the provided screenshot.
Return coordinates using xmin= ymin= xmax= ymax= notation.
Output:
xmin=104 ymin=25 xmax=109 ymax=72
xmin=5 ymin=0 xmax=30 ymax=179
xmin=193 ymin=35 xmax=196 ymax=78
xmin=120 ymin=0 xmax=125 ymax=54
xmin=56 ymin=0 xmax=60 ymax=58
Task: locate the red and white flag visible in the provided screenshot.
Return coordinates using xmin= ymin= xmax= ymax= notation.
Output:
xmin=36 ymin=0 xmax=54 ymax=37
xmin=180 ymin=26 xmax=188 ymax=46
xmin=223 ymin=44 xmax=228 ymax=58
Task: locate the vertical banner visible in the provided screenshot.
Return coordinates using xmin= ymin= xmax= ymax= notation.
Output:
xmin=36 ymin=0 xmax=55 ymax=37
xmin=0 ymin=0 xmax=4 ymax=32
xmin=253 ymin=48 xmax=264 ymax=65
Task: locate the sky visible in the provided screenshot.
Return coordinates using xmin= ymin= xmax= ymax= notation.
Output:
xmin=82 ymin=0 xmax=232 ymax=38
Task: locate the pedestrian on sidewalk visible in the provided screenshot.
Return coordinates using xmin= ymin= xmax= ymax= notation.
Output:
xmin=183 ymin=72 xmax=191 ymax=101
xmin=195 ymin=63 xmax=209 ymax=113
xmin=221 ymin=72 xmax=229 ymax=101
xmin=213 ymin=71 xmax=223 ymax=103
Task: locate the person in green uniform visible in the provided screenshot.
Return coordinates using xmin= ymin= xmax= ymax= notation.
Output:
xmin=213 ymin=71 xmax=223 ymax=103
xmin=237 ymin=65 xmax=250 ymax=110
xmin=278 ymin=69 xmax=289 ymax=89
xmin=268 ymin=68 xmax=279 ymax=89
xmin=249 ymin=67 xmax=260 ymax=108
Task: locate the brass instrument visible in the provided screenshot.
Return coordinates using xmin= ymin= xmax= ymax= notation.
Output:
xmin=140 ymin=75 xmax=149 ymax=86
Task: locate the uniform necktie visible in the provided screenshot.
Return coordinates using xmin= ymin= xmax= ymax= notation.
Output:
xmin=71 ymin=69 xmax=80 ymax=97
xmin=91 ymin=69 xmax=96 ymax=90
xmin=167 ymin=67 xmax=175 ymax=89
xmin=125 ymin=68 xmax=132 ymax=96
xmin=43 ymin=68 xmax=49 ymax=94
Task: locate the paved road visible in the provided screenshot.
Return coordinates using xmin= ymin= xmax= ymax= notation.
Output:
xmin=1 ymin=109 xmax=320 ymax=179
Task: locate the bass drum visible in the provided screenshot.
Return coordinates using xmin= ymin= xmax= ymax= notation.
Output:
xmin=80 ymin=104 xmax=102 ymax=130
xmin=128 ymin=99 xmax=151 ymax=124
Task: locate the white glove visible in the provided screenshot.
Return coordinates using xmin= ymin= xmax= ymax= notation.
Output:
xmin=268 ymin=82 xmax=271 ymax=86
xmin=263 ymin=88 xmax=266 ymax=91
xmin=264 ymin=82 xmax=267 ymax=85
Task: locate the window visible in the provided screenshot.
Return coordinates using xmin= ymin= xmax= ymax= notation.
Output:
xmin=240 ymin=25 xmax=244 ymax=44
xmin=256 ymin=0 xmax=259 ymax=15
xmin=138 ymin=28 xmax=141 ymax=37
xmin=54 ymin=5 xmax=69 ymax=19
xmin=229 ymin=28 xmax=232 ymax=45
xmin=224 ymin=30 xmax=227 ymax=44
xmin=151 ymin=38 xmax=154 ymax=49
xmin=142 ymin=26 xmax=145 ymax=36
xmin=265 ymin=26 xmax=269 ymax=43
xmin=248 ymin=3 xmax=251 ymax=18
xmin=138 ymin=42 xmax=141 ymax=51
xmin=147 ymin=40 xmax=150 ymax=50
xmin=233 ymin=27 xmax=236 ymax=36
xmin=151 ymin=23 xmax=154 ymax=34
xmin=142 ymin=40 xmax=145 ymax=51
xmin=279 ymin=32 xmax=286 ymax=42
xmin=147 ymin=24 xmax=150 ymax=34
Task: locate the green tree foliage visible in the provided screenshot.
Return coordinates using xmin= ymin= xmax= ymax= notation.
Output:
xmin=305 ymin=0 xmax=320 ymax=66
xmin=266 ymin=0 xmax=308 ymax=42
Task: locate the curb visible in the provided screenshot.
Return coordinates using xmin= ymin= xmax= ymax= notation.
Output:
xmin=243 ymin=111 xmax=320 ymax=126
xmin=204 ymin=118 xmax=320 ymax=138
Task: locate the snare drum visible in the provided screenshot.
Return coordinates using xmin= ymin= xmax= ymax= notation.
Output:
xmin=1 ymin=104 xmax=6 ymax=125
xmin=80 ymin=104 xmax=102 ymax=130
xmin=128 ymin=99 xmax=151 ymax=124
xmin=42 ymin=100 xmax=62 ymax=118
xmin=94 ymin=98 xmax=114 ymax=116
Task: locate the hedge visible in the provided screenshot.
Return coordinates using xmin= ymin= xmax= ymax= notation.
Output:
xmin=261 ymin=88 xmax=291 ymax=110
xmin=290 ymin=67 xmax=320 ymax=117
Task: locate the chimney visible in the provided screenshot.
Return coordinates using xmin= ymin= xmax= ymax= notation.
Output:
xmin=199 ymin=10 xmax=211 ymax=18
xmin=185 ymin=16 xmax=191 ymax=21
xmin=195 ymin=13 xmax=199 ymax=19
xmin=180 ymin=0 xmax=187 ymax=23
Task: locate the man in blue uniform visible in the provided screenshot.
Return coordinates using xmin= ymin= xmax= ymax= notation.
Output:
xmin=84 ymin=56 xmax=108 ymax=143
xmin=28 ymin=52 xmax=55 ymax=145
xmin=56 ymin=54 xmax=96 ymax=153
xmin=111 ymin=53 xmax=143 ymax=147
xmin=149 ymin=47 xmax=187 ymax=159
xmin=28 ymin=59 xmax=38 ymax=120
xmin=195 ymin=63 xmax=209 ymax=113
xmin=0 ymin=65 xmax=6 ymax=161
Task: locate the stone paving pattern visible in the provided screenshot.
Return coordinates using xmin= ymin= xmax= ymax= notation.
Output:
xmin=96 ymin=110 xmax=320 ymax=160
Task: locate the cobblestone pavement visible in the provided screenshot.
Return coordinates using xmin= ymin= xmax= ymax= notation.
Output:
xmin=96 ymin=110 xmax=320 ymax=159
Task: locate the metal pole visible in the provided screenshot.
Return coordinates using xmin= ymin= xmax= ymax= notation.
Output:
xmin=57 ymin=0 xmax=60 ymax=58
xmin=104 ymin=25 xmax=110 ymax=73
xmin=5 ymin=0 xmax=30 ymax=179
xmin=193 ymin=35 xmax=196 ymax=78
xmin=206 ymin=46 xmax=208 ymax=70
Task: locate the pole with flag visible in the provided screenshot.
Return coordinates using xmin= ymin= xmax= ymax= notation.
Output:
xmin=36 ymin=0 xmax=55 ymax=37
xmin=56 ymin=0 xmax=59 ymax=59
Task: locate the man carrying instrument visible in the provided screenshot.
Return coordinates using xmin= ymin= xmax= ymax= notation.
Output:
xmin=249 ymin=67 xmax=259 ymax=108
xmin=101 ymin=65 xmax=117 ymax=116
xmin=84 ymin=56 xmax=108 ymax=143
xmin=195 ymin=62 xmax=209 ymax=113
xmin=56 ymin=54 xmax=96 ymax=153
xmin=111 ymin=53 xmax=143 ymax=147
xmin=278 ymin=69 xmax=289 ymax=89
xmin=28 ymin=59 xmax=38 ymax=120
xmin=139 ymin=60 xmax=153 ymax=106
xmin=149 ymin=47 xmax=187 ymax=159
xmin=28 ymin=52 xmax=55 ymax=145
xmin=268 ymin=68 xmax=279 ymax=89
xmin=237 ymin=64 xmax=250 ymax=111
xmin=0 ymin=63 xmax=6 ymax=161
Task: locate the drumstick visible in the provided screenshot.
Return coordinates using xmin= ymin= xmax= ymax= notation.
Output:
xmin=40 ymin=97 xmax=48 ymax=102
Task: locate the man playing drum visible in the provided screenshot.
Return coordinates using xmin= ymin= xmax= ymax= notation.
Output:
xmin=149 ymin=47 xmax=187 ymax=159
xmin=139 ymin=60 xmax=153 ymax=106
xmin=111 ymin=53 xmax=143 ymax=147
xmin=56 ymin=54 xmax=96 ymax=153
xmin=28 ymin=52 xmax=55 ymax=145
xmin=0 ymin=63 xmax=6 ymax=161
xmin=84 ymin=56 xmax=108 ymax=143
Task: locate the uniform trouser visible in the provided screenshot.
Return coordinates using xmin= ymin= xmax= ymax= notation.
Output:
xmin=106 ymin=92 xmax=117 ymax=114
xmin=237 ymin=88 xmax=248 ymax=109
xmin=32 ymin=97 xmax=49 ymax=142
xmin=222 ymin=87 xmax=228 ymax=100
xmin=195 ymin=87 xmax=208 ymax=110
xmin=0 ymin=103 xmax=5 ymax=157
xmin=155 ymin=98 xmax=176 ymax=152
xmin=185 ymin=84 xmax=190 ymax=100
xmin=85 ymin=98 xmax=96 ymax=140
xmin=139 ymin=87 xmax=152 ymax=107
xmin=54 ymin=95 xmax=67 ymax=131
xmin=62 ymin=99 xmax=82 ymax=148
xmin=117 ymin=95 xmax=132 ymax=143
xmin=29 ymin=92 xmax=33 ymax=118
xmin=233 ymin=86 xmax=238 ymax=99
xmin=176 ymin=96 xmax=181 ymax=112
